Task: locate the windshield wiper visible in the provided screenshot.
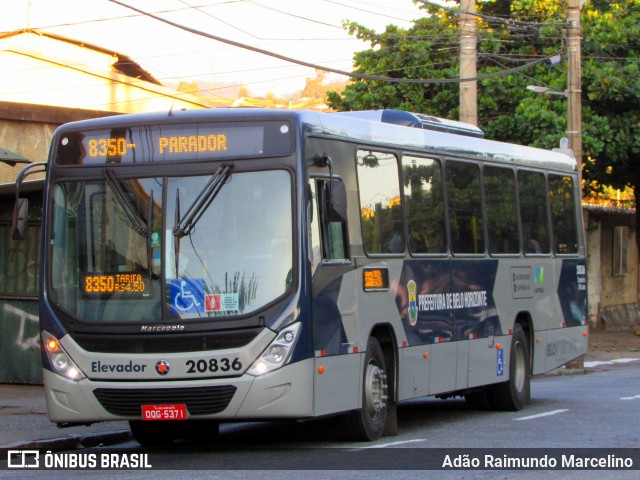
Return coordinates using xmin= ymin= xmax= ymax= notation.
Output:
xmin=104 ymin=168 xmax=149 ymax=236
xmin=173 ymin=164 xmax=232 ymax=239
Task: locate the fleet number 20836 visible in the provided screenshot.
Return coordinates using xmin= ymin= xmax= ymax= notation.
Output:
xmin=185 ymin=358 xmax=243 ymax=374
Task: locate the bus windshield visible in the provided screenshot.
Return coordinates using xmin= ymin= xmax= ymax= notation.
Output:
xmin=49 ymin=169 xmax=293 ymax=324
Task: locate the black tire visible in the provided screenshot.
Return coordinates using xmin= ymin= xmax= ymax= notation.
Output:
xmin=129 ymin=420 xmax=177 ymax=447
xmin=488 ymin=323 xmax=530 ymax=411
xmin=343 ymin=336 xmax=389 ymax=441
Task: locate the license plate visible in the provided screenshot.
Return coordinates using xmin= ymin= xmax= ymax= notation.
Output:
xmin=141 ymin=404 xmax=187 ymax=421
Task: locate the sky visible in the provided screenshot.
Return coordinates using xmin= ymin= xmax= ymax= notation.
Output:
xmin=1 ymin=0 xmax=425 ymax=97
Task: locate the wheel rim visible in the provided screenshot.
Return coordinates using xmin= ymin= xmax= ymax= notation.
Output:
xmin=364 ymin=360 xmax=388 ymax=419
xmin=513 ymin=340 xmax=526 ymax=392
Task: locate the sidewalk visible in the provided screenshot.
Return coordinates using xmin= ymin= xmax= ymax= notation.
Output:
xmin=0 ymin=383 xmax=130 ymax=450
xmin=1 ymin=329 xmax=639 ymax=451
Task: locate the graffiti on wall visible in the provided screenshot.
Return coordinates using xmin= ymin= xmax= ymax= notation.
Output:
xmin=3 ymin=304 xmax=39 ymax=351
xmin=0 ymin=300 xmax=42 ymax=384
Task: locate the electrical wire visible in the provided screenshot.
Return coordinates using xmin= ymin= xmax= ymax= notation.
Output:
xmin=322 ymin=0 xmax=416 ymax=24
xmin=0 ymin=2 xmax=237 ymax=32
xmin=583 ymin=63 xmax=640 ymax=97
xmin=416 ymin=0 xmax=566 ymax=28
xmin=244 ymin=0 xmax=345 ymax=31
xmin=108 ymin=0 xmax=560 ymax=85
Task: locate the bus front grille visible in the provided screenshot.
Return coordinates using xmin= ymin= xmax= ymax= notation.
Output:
xmin=72 ymin=328 xmax=261 ymax=354
xmin=93 ymin=385 xmax=237 ymax=416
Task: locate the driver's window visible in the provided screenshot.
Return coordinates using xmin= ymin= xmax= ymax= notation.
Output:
xmin=308 ymin=179 xmax=348 ymax=273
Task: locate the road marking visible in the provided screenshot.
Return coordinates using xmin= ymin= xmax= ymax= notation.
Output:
xmin=514 ymin=409 xmax=569 ymax=421
xmin=621 ymin=395 xmax=640 ymax=401
xmin=584 ymin=358 xmax=640 ymax=368
xmin=351 ymin=439 xmax=426 ymax=450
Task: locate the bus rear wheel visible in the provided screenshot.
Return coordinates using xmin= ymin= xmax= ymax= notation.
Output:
xmin=343 ymin=336 xmax=388 ymax=441
xmin=488 ymin=323 xmax=530 ymax=411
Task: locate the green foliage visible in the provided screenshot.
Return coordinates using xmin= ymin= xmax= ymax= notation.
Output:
xmin=327 ymin=0 xmax=640 ymax=216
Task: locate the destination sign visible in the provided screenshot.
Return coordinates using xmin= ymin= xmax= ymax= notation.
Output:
xmin=81 ymin=272 xmax=148 ymax=297
xmin=56 ymin=121 xmax=292 ymax=165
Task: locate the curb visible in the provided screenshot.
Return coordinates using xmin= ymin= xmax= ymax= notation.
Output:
xmin=1 ymin=430 xmax=131 ymax=452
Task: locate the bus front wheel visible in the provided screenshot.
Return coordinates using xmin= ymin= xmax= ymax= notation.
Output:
xmin=343 ymin=336 xmax=388 ymax=441
xmin=489 ymin=323 xmax=530 ymax=411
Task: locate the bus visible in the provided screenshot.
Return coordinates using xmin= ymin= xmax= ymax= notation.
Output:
xmin=13 ymin=108 xmax=588 ymax=446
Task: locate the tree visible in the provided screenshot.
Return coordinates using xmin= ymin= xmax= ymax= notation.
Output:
xmin=327 ymin=0 xmax=640 ymax=248
xmin=291 ymin=69 xmax=345 ymax=107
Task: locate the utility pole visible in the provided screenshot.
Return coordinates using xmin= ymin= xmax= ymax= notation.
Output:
xmin=459 ymin=0 xmax=477 ymax=126
xmin=567 ymin=0 xmax=582 ymax=175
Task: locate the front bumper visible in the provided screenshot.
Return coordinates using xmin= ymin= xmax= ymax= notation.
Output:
xmin=43 ymin=358 xmax=315 ymax=423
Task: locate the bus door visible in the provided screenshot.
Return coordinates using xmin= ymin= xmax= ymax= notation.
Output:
xmin=308 ymin=176 xmax=361 ymax=416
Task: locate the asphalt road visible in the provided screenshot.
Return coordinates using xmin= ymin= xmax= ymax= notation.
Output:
xmin=2 ymin=362 xmax=639 ymax=479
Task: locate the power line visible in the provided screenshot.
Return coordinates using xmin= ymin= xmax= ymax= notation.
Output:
xmin=178 ymin=0 xmax=260 ymax=39
xmin=0 ymin=2 xmax=236 ymax=32
xmin=583 ymin=63 xmax=640 ymax=97
xmin=323 ymin=0 xmax=416 ymax=23
xmin=108 ymin=0 xmax=560 ymax=85
xmin=244 ymin=0 xmax=345 ymax=31
xmin=416 ymin=0 xmax=566 ymax=28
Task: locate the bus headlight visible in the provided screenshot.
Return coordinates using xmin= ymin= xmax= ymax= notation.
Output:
xmin=42 ymin=331 xmax=86 ymax=381
xmin=248 ymin=322 xmax=301 ymax=376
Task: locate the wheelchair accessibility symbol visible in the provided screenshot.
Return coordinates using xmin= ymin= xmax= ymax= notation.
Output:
xmin=169 ymin=279 xmax=205 ymax=315
xmin=496 ymin=348 xmax=505 ymax=376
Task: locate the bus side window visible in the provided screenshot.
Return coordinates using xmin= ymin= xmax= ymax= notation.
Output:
xmin=356 ymin=150 xmax=405 ymax=255
xmin=518 ymin=170 xmax=550 ymax=254
xmin=401 ymin=155 xmax=446 ymax=254
xmin=548 ymin=174 xmax=578 ymax=254
xmin=484 ymin=165 xmax=519 ymax=254
xmin=308 ymin=179 xmax=349 ymax=269
xmin=446 ymin=160 xmax=485 ymax=254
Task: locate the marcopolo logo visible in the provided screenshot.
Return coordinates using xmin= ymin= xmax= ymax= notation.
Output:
xmin=91 ymin=361 xmax=147 ymax=373
xmin=140 ymin=324 xmax=185 ymax=332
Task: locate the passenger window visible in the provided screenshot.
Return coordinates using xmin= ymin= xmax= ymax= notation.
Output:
xmin=446 ymin=161 xmax=485 ymax=254
xmin=357 ymin=150 xmax=405 ymax=254
xmin=518 ymin=170 xmax=550 ymax=254
xmin=401 ymin=155 xmax=446 ymax=254
xmin=548 ymin=174 xmax=578 ymax=254
xmin=484 ymin=166 xmax=519 ymax=254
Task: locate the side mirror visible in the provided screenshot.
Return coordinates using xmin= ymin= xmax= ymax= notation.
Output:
xmin=11 ymin=198 xmax=29 ymax=240
xmin=324 ymin=180 xmax=347 ymax=223
xmin=11 ymin=161 xmax=47 ymax=241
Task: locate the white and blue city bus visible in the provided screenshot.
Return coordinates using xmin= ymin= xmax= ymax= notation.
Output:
xmin=14 ymin=108 xmax=588 ymax=445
